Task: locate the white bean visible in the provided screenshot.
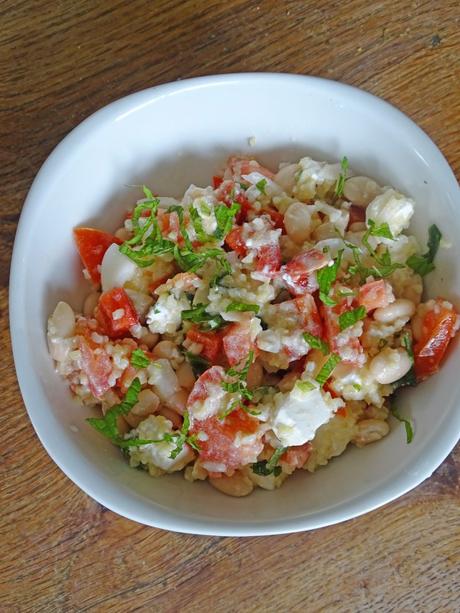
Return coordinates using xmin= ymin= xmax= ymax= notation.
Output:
xmin=369 ymin=347 xmax=412 ymax=384
xmin=152 ymin=340 xmax=181 ymax=360
xmin=348 ymin=221 xmax=367 ymax=233
xmin=176 ymin=361 xmax=196 ymax=390
xmin=114 ymin=227 xmax=132 ymax=241
xmin=157 ymin=407 xmax=182 ymax=430
xmin=83 ymin=292 xmax=100 ymax=318
xmin=278 ymin=371 xmax=298 ymax=392
xmin=209 ymin=471 xmax=254 ymax=497
xmin=312 ymin=221 xmax=338 ymax=242
xmin=48 ymin=301 xmax=75 ymax=338
xmin=352 ymin=419 xmax=390 ymax=447
xmin=284 ymin=202 xmax=312 ymax=244
xmin=142 ymin=332 xmax=159 ymax=349
xmin=343 ymin=176 xmax=382 ymax=207
xmin=374 ymin=299 xmax=415 ymax=324
xmin=166 ymin=388 xmax=189 ymax=414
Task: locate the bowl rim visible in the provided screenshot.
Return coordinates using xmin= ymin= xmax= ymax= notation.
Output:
xmin=9 ymin=72 xmax=460 ymax=536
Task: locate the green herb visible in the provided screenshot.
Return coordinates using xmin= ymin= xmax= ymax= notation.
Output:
xmin=352 ymin=383 xmax=362 ymax=391
xmin=130 ymin=349 xmax=151 ymax=368
xmin=146 ymin=410 xmax=201 ymax=458
xmin=334 ymin=156 xmax=349 ymax=197
xmin=252 ymin=446 xmax=287 ymax=477
xmin=256 ymin=178 xmax=268 ymax=194
xmin=295 ymin=380 xmax=316 ymax=393
xmin=189 ymin=205 xmax=210 ymax=243
xmin=406 ymin=224 xmax=442 ymax=277
xmin=390 ymin=406 xmax=414 ymax=444
xmin=393 ymin=331 xmax=417 ymax=389
xmin=338 ymin=306 xmax=366 ymax=331
xmin=181 ymin=304 xmax=225 ymax=330
xmin=338 ymin=289 xmax=356 ymax=297
xmin=220 ymin=351 xmax=255 ymax=417
xmin=215 ymin=203 xmax=240 ymax=239
xmin=317 ymin=250 xmax=343 ymax=306
xmin=303 ymin=332 xmax=330 ymax=355
xmin=315 ymin=354 xmax=341 ymax=386
xmin=185 ymin=351 xmax=210 ymax=377
xmin=225 ymin=301 xmax=259 ymax=313
xmin=239 ymin=182 xmax=250 ymax=190
xmin=87 ymin=378 xmax=155 ymax=448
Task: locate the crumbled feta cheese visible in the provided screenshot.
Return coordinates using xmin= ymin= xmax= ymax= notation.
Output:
xmin=146 ymin=293 xmax=190 ymax=334
xmin=242 ymin=215 xmax=281 ymax=250
xmin=366 ymin=188 xmax=415 ymax=237
xmin=270 ymin=380 xmax=343 ymax=446
xmin=295 ymin=156 xmax=342 ymax=200
xmin=147 ymin=359 xmax=180 ymax=400
xmin=112 ymin=308 xmax=125 ymax=321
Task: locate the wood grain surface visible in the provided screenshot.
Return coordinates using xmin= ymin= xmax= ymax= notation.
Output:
xmin=1 ymin=1 xmax=459 ymax=611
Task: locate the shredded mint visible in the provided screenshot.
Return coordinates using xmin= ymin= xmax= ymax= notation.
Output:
xmin=214 ymin=203 xmax=240 ymax=239
xmin=252 ymin=446 xmax=287 ymax=477
xmin=130 ymin=349 xmax=151 ymax=368
xmin=225 ymin=301 xmax=259 ymax=313
xmin=295 ymin=380 xmax=316 ymax=393
xmin=315 ymin=354 xmax=341 ymax=386
xmin=334 ymin=156 xmax=349 ymax=197
xmin=220 ymin=351 xmax=255 ymax=417
xmin=256 ymin=178 xmax=268 ymax=194
xmin=303 ymin=332 xmax=330 ymax=355
xmin=390 ymin=406 xmax=414 ymax=444
xmin=181 ymin=304 xmax=225 ymax=330
xmin=393 ymin=331 xmax=417 ymax=389
xmin=406 ymin=224 xmax=442 ymax=276
xmin=338 ymin=306 xmax=366 ymax=331
xmin=317 ymin=250 xmax=343 ymax=306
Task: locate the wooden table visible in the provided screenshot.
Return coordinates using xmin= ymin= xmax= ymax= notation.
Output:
xmin=1 ymin=1 xmax=459 ymax=610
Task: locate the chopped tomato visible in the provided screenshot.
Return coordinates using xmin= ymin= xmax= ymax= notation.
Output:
xmin=265 ymin=208 xmax=285 ymax=232
xmin=358 ymin=279 xmax=393 ymax=312
xmin=223 ymin=320 xmax=253 ymax=366
xmin=347 ymin=205 xmax=366 ymax=227
xmin=187 ymin=365 xmax=226 ymax=409
xmin=280 ymin=443 xmax=312 ymax=469
xmin=186 ymin=326 xmax=223 ymax=362
xmin=79 ymin=338 xmax=112 ymax=399
xmin=234 ymin=193 xmax=252 ymax=224
xmin=227 ymin=156 xmax=275 ymax=181
xmin=321 ymin=297 xmax=365 ymax=366
xmin=212 ymin=175 xmax=224 ymax=189
xmin=280 ymin=249 xmax=330 ymax=296
xmin=414 ymin=299 xmax=458 ymax=380
xmin=294 ymin=294 xmax=323 ymax=337
xmin=225 ymin=226 xmax=247 ymax=256
xmin=73 ymin=227 xmax=121 ymax=285
xmin=335 ymin=406 xmax=348 ymax=417
xmin=118 ymin=365 xmax=137 ymax=394
xmin=158 ymin=210 xmax=181 ymax=243
xmin=255 ymin=243 xmax=281 ymax=278
xmin=190 ymin=408 xmax=262 ymax=473
xmin=95 ymin=288 xmax=139 ymax=339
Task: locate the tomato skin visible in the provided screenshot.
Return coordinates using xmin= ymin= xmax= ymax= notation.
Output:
xmin=225 ymin=226 xmax=246 ymax=256
xmin=414 ymin=299 xmax=458 ymax=380
xmin=321 ymin=297 xmax=365 ymax=366
xmin=96 ymin=288 xmax=139 ymax=339
xmin=234 ymin=193 xmax=252 ymax=224
xmin=73 ymin=227 xmax=121 ymax=285
xmin=79 ymin=337 xmax=112 ymax=398
xmin=186 ymin=326 xmax=223 ymax=362
xmin=255 ymin=243 xmax=281 ymax=277
xmin=222 ymin=320 xmax=253 ymax=366
xmin=280 ymin=443 xmax=312 ymax=469
xmin=358 ymin=279 xmax=393 ymax=312
xmin=280 ymin=249 xmax=329 ymax=296
xmin=212 ymin=175 xmax=224 ymax=189
xmin=265 ymin=208 xmax=285 ymax=232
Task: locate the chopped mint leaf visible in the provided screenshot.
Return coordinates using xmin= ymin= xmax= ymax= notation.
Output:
xmin=338 ymin=306 xmax=366 ymax=331
xmin=352 ymin=383 xmax=362 ymax=391
xmin=390 ymin=405 xmax=414 ymax=444
xmin=215 ymin=203 xmax=240 ymax=239
xmin=225 ymin=301 xmax=260 ymax=313
xmin=130 ymin=349 xmax=151 ymax=368
xmin=303 ymin=332 xmax=330 ymax=355
xmin=315 ymin=354 xmax=341 ymax=386
xmin=317 ymin=250 xmax=343 ymax=305
xmin=393 ymin=331 xmax=417 ymax=389
xmin=256 ymin=178 xmax=268 ymax=194
xmin=189 ymin=206 xmax=210 ymax=243
xmin=295 ymin=380 xmax=316 ymax=393
xmin=407 ymin=224 xmax=442 ymax=276
xmin=181 ymin=304 xmax=225 ymax=330
xmin=220 ymin=351 xmax=255 ymax=417
xmin=252 ymin=446 xmax=287 ymax=476
xmin=334 ymin=156 xmax=349 ymax=197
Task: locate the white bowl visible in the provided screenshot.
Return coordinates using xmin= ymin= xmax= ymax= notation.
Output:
xmin=10 ymin=74 xmax=460 ymax=536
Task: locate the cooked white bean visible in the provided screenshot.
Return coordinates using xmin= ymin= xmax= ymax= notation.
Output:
xmin=131 ymin=389 xmax=160 ymax=416
xmin=274 ymin=163 xmax=298 ymax=192
xmin=166 ymin=388 xmax=189 ymax=414
xmin=157 ymin=407 xmax=183 ymax=430
xmin=48 ymin=301 xmax=75 ymax=338
xmin=312 ymin=221 xmax=338 ymax=242
xmin=348 ymin=221 xmax=367 ymax=233
xmin=209 ymin=471 xmax=254 ymax=497
xmin=278 ymin=371 xmax=298 ymax=392
xmin=369 ymin=347 xmax=412 ymax=384
xmin=374 ymin=299 xmax=415 ymax=324
xmin=352 ymin=419 xmax=390 ymax=447
xmin=343 ymin=176 xmax=382 ymax=207
xmin=176 ymin=361 xmax=196 ymax=390
xmin=83 ymin=292 xmax=100 ymax=318
xmin=114 ymin=227 xmax=132 ymax=241
xmin=142 ymin=332 xmax=159 ymax=349
xmin=152 ymin=340 xmax=181 ymax=361
xmin=284 ymin=202 xmax=312 ymax=244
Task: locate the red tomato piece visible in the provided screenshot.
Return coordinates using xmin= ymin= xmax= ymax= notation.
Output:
xmin=187 ymin=365 xmax=226 ymax=409
xmin=414 ymin=299 xmax=458 ymax=380
xmin=321 ymin=297 xmax=365 ymax=366
xmin=212 ymin=175 xmax=224 ymax=189
xmin=280 ymin=442 xmax=312 ymax=469
xmin=255 ymin=243 xmax=282 ymax=278
xmin=225 ymin=226 xmax=247 ymax=256
xmin=347 ymin=205 xmax=366 ymax=227
xmin=73 ymin=227 xmax=121 ymax=285
xmin=294 ymin=294 xmax=323 ymax=337
xmin=222 ymin=320 xmax=253 ymax=366
xmin=96 ymin=288 xmax=139 ymax=339
xmin=265 ymin=208 xmax=285 ymax=232
xmin=190 ymin=408 xmax=262 ymax=473
xmin=227 ymin=156 xmax=275 ymax=181
xmin=186 ymin=327 xmax=223 ymax=362
xmin=280 ymin=249 xmax=330 ymax=296
xmin=79 ymin=338 xmax=112 ymax=399
xmin=234 ymin=193 xmax=252 ymax=224
xmin=358 ymin=279 xmax=393 ymax=312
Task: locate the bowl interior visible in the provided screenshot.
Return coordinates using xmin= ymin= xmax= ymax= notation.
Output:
xmin=11 ymin=74 xmax=460 ymax=535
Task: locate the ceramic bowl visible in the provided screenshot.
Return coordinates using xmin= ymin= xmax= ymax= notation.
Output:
xmin=10 ymin=74 xmax=460 ymax=535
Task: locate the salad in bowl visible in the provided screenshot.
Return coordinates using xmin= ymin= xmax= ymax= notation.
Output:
xmin=47 ymin=154 xmax=459 ymax=497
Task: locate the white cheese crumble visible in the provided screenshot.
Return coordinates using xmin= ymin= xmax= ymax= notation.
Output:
xmin=146 ymin=293 xmax=190 ymax=334
xmin=366 ymin=188 xmax=415 ymax=237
